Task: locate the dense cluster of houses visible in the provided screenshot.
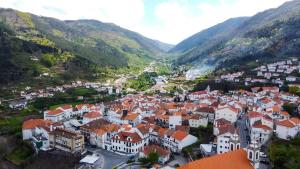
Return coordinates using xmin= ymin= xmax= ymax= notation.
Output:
xmin=22 ymin=83 xmax=300 ymax=168
xmin=216 ymin=59 xmax=300 ymax=86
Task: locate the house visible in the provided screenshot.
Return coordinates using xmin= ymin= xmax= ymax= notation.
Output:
xmin=121 ymin=113 xmax=141 ymax=127
xmin=44 ymin=109 xmax=65 ymax=122
xmin=164 ymin=130 xmax=197 ymax=152
xmin=276 ymin=118 xmax=300 ymax=140
xmin=139 ymin=145 xmax=170 ymax=164
xmin=216 ymin=127 xmax=240 ymax=154
xmin=286 ymin=76 xmax=297 ymax=82
xmin=49 ymin=128 xmax=85 ymax=153
xmin=22 ymin=119 xmax=52 ymax=140
xmin=111 ymin=131 xmax=144 ymax=155
xmin=169 ymin=112 xmax=182 ymax=129
xmin=215 ymin=106 xmax=239 ymax=123
xmin=189 ymin=91 xmax=208 ymax=101
xmin=188 ymin=114 xmax=208 ymax=128
xmin=75 ymin=104 xmax=96 ymax=115
xmin=257 ymin=98 xmax=276 ymax=109
xmin=89 ymin=123 xmax=120 ymax=150
xmin=213 ymin=118 xmax=232 ymax=136
xmin=82 ymin=111 xmax=101 ymax=124
xmin=9 ymin=98 xmax=27 ymax=109
xmin=178 ymin=149 xmax=254 ymax=169
xmin=56 ymin=105 xmax=73 ymax=119
xmin=250 ymin=120 xmax=273 ymax=145
xmin=196 ymin=106 xmax=215 ymax=122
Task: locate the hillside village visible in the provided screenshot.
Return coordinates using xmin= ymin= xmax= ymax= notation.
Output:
xmin=216 ymin=58 xmax=300 ymax=86
xmin=21 ymin=82 xmax=300 ymax=168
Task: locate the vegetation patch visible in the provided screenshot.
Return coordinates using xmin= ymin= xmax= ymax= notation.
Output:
xmin=269 ymin=136 xmax=300 ymax=169
xmin=16 ymin=11 xmax=34 ymax=28
xmin=128 ymin=72 xmax=157 ymax=91
xmin=5 ymin=141 xmax=34 ymax=166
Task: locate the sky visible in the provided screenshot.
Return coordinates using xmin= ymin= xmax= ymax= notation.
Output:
xmin=0 ymin=0 xmax=292 ymax=44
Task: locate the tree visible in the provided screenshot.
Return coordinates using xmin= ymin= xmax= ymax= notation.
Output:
xmin=288 ymin=86 xmax=299 ymax=95
xmin=282 ymin=103 xmax=298 ymax=117
xmin=147 ymin=152 xmax=159 ymax=164
xmin=139 ymin=152 xmax=159 ymax=165
xmin=269 ymin=137 xmax=300 ymax=169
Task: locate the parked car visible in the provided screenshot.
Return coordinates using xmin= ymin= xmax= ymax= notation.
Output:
xmin=260 ymin=152 xmax=267 ymax=158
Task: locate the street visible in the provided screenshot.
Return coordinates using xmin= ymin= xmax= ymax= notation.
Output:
xmin=236 ymin=113 xmax=248 ymax=148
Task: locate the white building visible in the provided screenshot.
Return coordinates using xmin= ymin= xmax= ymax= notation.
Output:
xmin=189 ymin=114 xmax=208 ymax=128
xmin=215 ymin=106 xmax=239 ymax=123
xmin=169 ymin=113 xmax=182 ymax=129
xmin=276 ymin=118 xmax=300 ymax=140
xmin=163 ymin=130 xmax=197 ymax=152
xmin=216 ymin=128 xmax=240 ymax=154
xmin=111 ymin=131 xmax=144 ymax=155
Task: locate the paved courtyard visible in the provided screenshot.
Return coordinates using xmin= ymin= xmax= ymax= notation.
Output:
xmin=93 ymin=148 xmax=129 ymax=169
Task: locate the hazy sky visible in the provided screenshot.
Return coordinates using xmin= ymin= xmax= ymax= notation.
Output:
xmin=0 ymin=0 xmax=291 ymax=44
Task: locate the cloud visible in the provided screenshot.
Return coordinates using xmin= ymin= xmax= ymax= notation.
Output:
xmin=0 ymin=0 xmax=144 ymax=29
xmin=0 ymin=0 xmax=292 ymax=44
xmin=146 ymin=0 xmax=291 ymax=44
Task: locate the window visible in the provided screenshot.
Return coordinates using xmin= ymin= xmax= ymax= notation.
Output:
xmin=249 ymin=151 xmax=253 ymax=159
xmin=231 ymin=144 xmax=234 ymax=151
xmin=256 ymin=152 xmax=259 ymax=160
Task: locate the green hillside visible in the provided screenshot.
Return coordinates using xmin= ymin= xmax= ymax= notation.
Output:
xmin=0 ymin=8 xmax=172 ymax=86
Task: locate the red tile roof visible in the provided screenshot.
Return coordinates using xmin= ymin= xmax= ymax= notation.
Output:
xmin=171 ymin=130 xmax=188 ymax=141
xmin=252 ymin=121 xmax=272 ymax=131
xmin=22 ymin=119 xmax=52 ymax=130
xmin=83 ymin=111 xmax=101 ymax=119
xmin=178 ymin=149 xmax=253 ymax=169
xmin=47 ymin=109 xmax=64 ymax=115
xmin=276 ymin=120 xmax=296 ymax=128
xmin=113 ymin=131 xmax=142 ymax=143
xmin=142 ymin=145 xmax=170 ymax=157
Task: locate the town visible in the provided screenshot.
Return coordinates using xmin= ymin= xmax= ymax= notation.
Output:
xmin=21 ymin=76 xmax=300 ymax=169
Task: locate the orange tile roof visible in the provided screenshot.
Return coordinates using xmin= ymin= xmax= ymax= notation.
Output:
xmin=252 ymin=121 xmax=272 ymax=131
xmin=143 ymin=145 xmax=170 ymax=157
xmin=58 ymin=104 xmax=72 ymax=110
xmin=272 ymin=105 xmax=281 ymax=112
xmin=22 ymin=119 xmax=52 ymax=130
xmin=83 ymin=111 xmax=101 ymax=119
xmin=290 ymin=117 xmax=300 ymax=124
xmin=171 ymin=130 xmax=188 ymax=141
xmin=122 ymin=113 xmax=139 ymax=121
xmin=113 ymin=131 xmax=142 ymax=143
xmin=276 ymin=120 xmax=296 ymax=128
xmin=178 ymin=149 xmax=253 ymax=169
xmin=92 ymin=128 xmax=106 ymax=136
xmin=247 ymin=111 xmax=262 ymax=119
xmin=47 ymin=109 xmax=64 ymax=115
xmin=280 ymin=111 xmax=290 ymax=117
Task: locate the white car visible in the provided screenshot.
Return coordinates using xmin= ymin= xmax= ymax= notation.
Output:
xmin=260 ymin=152 xmax=267 ymax=158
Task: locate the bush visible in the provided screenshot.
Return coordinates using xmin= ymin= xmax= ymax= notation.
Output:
xmin=139 ymin=152 xmax=159 ymax=165
xmin=40 ymin=54 xmax=57 ymax=67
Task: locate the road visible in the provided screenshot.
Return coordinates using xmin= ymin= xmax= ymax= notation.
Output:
xmin=236 ymin=113 xmax=248 ymax=148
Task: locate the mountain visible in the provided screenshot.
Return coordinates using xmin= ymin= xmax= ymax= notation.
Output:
xmin=171 ymin=0 xmax=300 ymax=71
xmin=0 ymin=8 xmax=172 ymax=85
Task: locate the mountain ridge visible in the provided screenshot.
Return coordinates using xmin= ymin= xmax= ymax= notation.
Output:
xmin=171 ymin=0 xmax=300 ymax=71
xmin=0 ymin=7 xmax=173 ymax=85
